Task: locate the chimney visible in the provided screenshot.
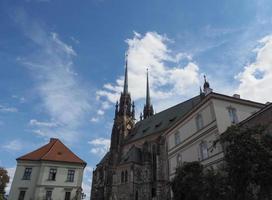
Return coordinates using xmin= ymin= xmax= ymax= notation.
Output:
xmin=50 ymin=138 xmax=58 ymax=142
xmin=233 ymin=94 xmax=240 ymax=99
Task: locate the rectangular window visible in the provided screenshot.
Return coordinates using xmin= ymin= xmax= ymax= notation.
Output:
xmin=18 ymin=190 xmax=26 ymax=200
xmin=176 ymin=153 xmax=182 ymax=167
xmin=48 ymin=168 xmax=57 ymax=181
xmin=200 ymin=141 xmax=208 ymax=160
xmin=65 ymin=192 xmax=71 ymax=200
xmin=196 ymin=114 xmax=204 ymax=130
xmin=228 ymin=107 xmax=238 ymax=124
xmin=45 ymin=190 xmax=52 ymax=200
xmin=67 ymin=169 xmax=75 ymax=182
xmin=174 ymin=131 xmax=181 ymax=145
xmin=22 ymin=168 xmax=32 ymax=180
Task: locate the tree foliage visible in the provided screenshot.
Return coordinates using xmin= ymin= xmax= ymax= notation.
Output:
xmin=0 ymin=167 xmax=9 ymax=200
xmin=171 ymin=125 xmax=272 ymax=200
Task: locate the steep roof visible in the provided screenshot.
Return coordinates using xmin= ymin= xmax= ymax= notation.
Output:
xmin=126 ymin=95 xmax=202 ymax=143
xmin=17 ymin=138 xmax=86 ymax=166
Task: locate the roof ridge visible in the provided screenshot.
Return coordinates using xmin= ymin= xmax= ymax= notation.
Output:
xmin=40 ymin=139 xmax=58 ymax=160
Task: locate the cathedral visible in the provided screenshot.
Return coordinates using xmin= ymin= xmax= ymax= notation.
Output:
xmin=90 ymin=55 xmax=203 ymax=200
xmin=90 ymin=54 xmax=265 ymax=200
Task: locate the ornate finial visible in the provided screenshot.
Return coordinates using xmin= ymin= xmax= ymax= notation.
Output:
xmin=199 ymin=86 xmax=203 ymax=94
xmin=203 ymin=75 xmax=210 ymax=89
xmin=140 ymin=112 xmax=143 ymax=121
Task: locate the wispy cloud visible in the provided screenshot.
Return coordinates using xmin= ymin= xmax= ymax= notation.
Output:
xmin=96 ymin=32 xmax=201 ymax=116
xmin=29 ymin=119 xmax=58 ymax=128
xmin=88 ymin=138 xmax=110 ymax=156
xmin=14 ymin=8 xmax=92 ymax=142
xmin=2 ymin=140 xmax=24 ymax=152
xmin=236 ymin=34 xmax=272 ymax=103
xmin=0 ymin=105 xmax=18 ymax=113
xmin=82 ymin=166 xmax=93 ymax=199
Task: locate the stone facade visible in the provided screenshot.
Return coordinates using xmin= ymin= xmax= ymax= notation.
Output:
xmin=90 ymin=57 xmax=267 ymax=200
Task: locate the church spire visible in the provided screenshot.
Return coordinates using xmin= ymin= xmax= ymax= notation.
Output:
xmin=123 ymin=53 xmax=128 ymax=94
xmin=143 ymin=68 xmax=154 ymax=119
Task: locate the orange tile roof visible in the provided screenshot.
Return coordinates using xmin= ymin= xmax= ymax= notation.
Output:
xmin=17 ymin=138 xmax=86 ymax=166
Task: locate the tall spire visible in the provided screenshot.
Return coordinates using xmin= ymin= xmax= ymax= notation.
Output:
xmin=146 ymin=68 xmax=151 ymax=107
xmin=123 ymin=53 xmax=128 ymax=94
xmin=143 ymin=68 xmax=154 ymax=119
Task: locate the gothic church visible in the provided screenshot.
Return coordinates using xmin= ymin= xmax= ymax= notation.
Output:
xmin=90 ymin=56 xmax=207 ymax=200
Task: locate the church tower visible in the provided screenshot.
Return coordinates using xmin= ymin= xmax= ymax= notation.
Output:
xmin=143 ymin=69 xmax=154 ymax=119
xmin=110 ymin=54 xmax=135 ymax=152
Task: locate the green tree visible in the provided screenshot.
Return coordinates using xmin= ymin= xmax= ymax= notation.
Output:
xmin=171 ymin=162 xmax=203 ymax=200
xmin=0 ymin=167 xmax=9 ymax=200
xmin=218 ymin=125 xmax=272 ymax=200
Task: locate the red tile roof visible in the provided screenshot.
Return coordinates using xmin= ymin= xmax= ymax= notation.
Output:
xmin=17 ymin=138 xmax=86 ymax=166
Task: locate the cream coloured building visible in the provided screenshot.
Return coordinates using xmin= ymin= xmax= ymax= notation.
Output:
xmin=165 ymin=82 xmax=264 ymax=180
xmin=8 ymin=138 xmax=86 ymax=200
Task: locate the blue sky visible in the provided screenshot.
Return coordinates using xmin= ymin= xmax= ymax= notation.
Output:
xmin=1 ymin=0 xmax=272 ymax=197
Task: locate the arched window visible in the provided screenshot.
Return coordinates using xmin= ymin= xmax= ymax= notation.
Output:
xmin=121 ymin=171 xmax=124 ymax=183
xmin=125 ymin=170 xmax=128 ymax=182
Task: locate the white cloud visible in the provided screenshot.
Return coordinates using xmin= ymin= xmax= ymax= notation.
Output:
xmin=5 ymin=166 xmax=16 ymax=194
xmin=0 ymin=105 xmax=18 ymax=113
xmin=15 ymin=9 xmax=92 ymax=143
xmin=236 ymin=34 xmax=272 ymax=103
xmin=90 ymin=117 xmax=99 ymax=123
xmin=3 ymin=140 xmax=24 ymax=152
xmin=88 ymin=138 xmax=110 ymax=156
xmin=82 ymin=166 xmax=93 ymax=199
xmin=29 ymin=119 xmax=58 ymax=128
xmin=96 ymin=32 xmax=200 ymax=114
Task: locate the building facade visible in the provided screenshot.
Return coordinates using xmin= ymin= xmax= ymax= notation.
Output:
xmin=8 ymin=138 xmax=86 ymax=200
xmin=90 ymin=56 xmax=266 ymax=200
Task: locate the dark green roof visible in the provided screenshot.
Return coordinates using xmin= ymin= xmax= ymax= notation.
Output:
xmin=126 ymin=95 xmax=202 ymax=143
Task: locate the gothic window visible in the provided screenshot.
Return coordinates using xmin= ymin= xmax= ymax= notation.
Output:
xmin=125 ymin=170 xmax=128 ymax=182
xmin=121 ymin=171 xmax=124 ymax=183
xmin=199 ymin=141 xmax=208 ymax=160
xmin=135 ymin=191 xmax=138 ymax=200
xmin=227 ymin=106 xmax=238 ymax=124
xmin=22 ymin=167 xmax=32 ymax=180
xmin=48 ymin=168 xmax=57 ymax=181
xmin=196 ymin=114 xmax=204 ymax=130
xmin=152 ymin=145 xmax=157 ymax=181
xmin=174 ymin=131 xmax=181 ymax=145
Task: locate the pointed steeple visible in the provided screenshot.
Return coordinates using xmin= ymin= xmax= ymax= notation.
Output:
xmin=146 ymin=68 xmax=151 ymax=107
xmin=143 ymin=68 xmax=154 ymax=119
xmin=123 ymin=53 xmax=128 ymax=94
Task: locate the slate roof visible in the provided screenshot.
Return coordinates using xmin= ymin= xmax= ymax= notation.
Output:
xmin=17 ymin=138 xmax=86 ymax=165
xmin=126 ymin=95 xmax=202 ymax=143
